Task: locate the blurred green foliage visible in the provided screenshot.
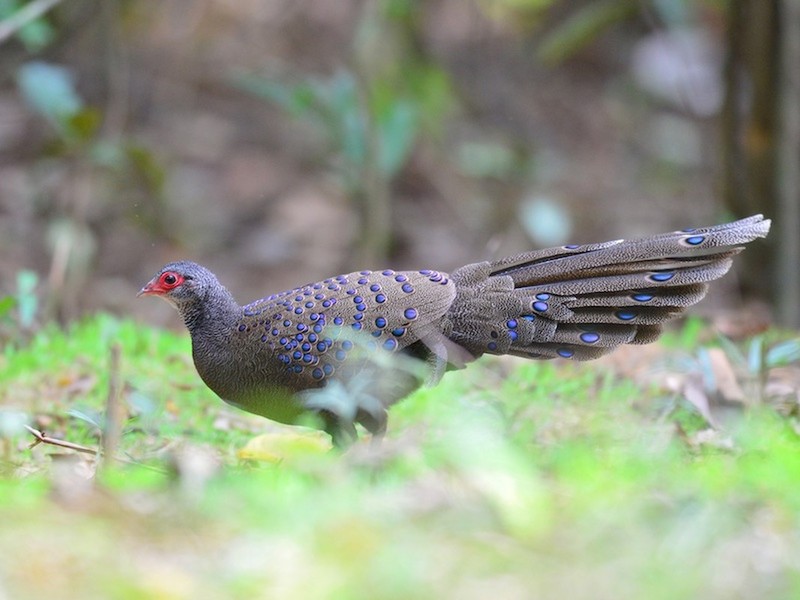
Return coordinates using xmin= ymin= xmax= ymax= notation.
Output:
xmin=0 ymin=270 xmax=38 ymax=343
xmin=12 ymin=59 xmax=167 ymax=320
xmin=235 ymin=0 xmax=455 ymax=261
xmin=0 ymin=0 xmax=56 ymax=51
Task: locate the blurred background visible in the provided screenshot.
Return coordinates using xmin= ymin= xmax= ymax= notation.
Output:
xmin=0 ymin=0 xmax=795 ymax=331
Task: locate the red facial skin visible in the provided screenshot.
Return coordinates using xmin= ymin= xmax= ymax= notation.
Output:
xmin=137 ymin=271 xmax=185 ymax=297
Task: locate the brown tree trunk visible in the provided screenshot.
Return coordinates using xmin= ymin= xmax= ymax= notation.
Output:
xmin=721 ymin=0 xmax=800 ymax=326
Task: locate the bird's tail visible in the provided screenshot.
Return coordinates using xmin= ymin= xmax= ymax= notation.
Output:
xmin=443 ymin=215 xmax=770 ymax=361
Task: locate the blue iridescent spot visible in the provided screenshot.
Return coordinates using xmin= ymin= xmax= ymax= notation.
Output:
xmin=297 ymin=323 xmax=307 ymax=331
xmin=261 ymin=334 xmax=268 ymax=342
xmin=401 ymin=284 xmax=413 ymax=293
xmin=356 ymin=303 xmax=366 ymax=312
xmin=383 ymin=339 xmax=398 ymax=351
xmin=310 ymin=313 xmax=320 ymax=321
xmin=238 ymin=324 xmax=246 ymax=332
xmin=323 ymin=364 xmax=334 ymax=376
xmin=419 ymin=269 xmax=432 ymax=275
xmin=557 ymin=348 xmax=575 ymax=358
xmin=354 ymin=296 xmax=364 ymax=304
xmin=342 ymin=340 xmax=354 ymax=351
xmin=312 ymin=368 xmax=324 ymax=380
xmin=301 ymin=342 xmax=311 ymax=352
xmin=295 ymin=334 xmax=304 ymax=341
xmin=650 ymin=272 xmax=675 ymax=282
xmin=322 ymin=300 xmax=332 ymax=308
xmin=382 ymin=270 xmax=394 ymax=276
xmin=580 ymin=332 xmax=600 ymax=344
xmin=346 ymin=289 xmax=356 ymax=295
xmin=681 ymin=227 xmax=697 ymax=233
xmin=317 ymin=342 xmax=327 ymax=352
xmin=404 ymin=308 xmax=418 ymax=320
xmin=375 ymin=317 xmax=387 ymax=328
xmin=302 ymin=354 xmax=313 ymax=364
xmin=392 ymin=327 xmax=406 ymax=337
xmin=533 ymin=301 xmax=549 ymax=312
xmin=313 ymin=324 xmax=323 ymax=333
xmin=292 ymin=351 xmax=302 ymax=360
xmin=283 ymin=320 xmax=291 ymax=327
xmin=327 ymin=284 xmax=339 ymax=291
xmin=565 ymin=244 xmax=580 ymax=249
xmin=352 ymin=322 xmax=362 ymax=331
xmin=615 ymin=310 xmax=637 ymax=321
xmin=293 ymin=365 xmax=303 ymax=374
xmin=313 ymin=284 xmax=322 ymax=290
xmin=430 ymin=274 xmax=442 ymax=282
xmin=315 ymin=294 xmax=324 ymax=301
xmin=278 ymin=354 xmax=289 ymax=364
xmin=308 ymin=333 xmax=318 ymax=342
xmin=395 ymin=274 xmax=407 ymax=282
xmin=488 ymin=342 xmax=498 ymax=351
xmin=685 ymin=235 xmax=705 ymax=245
xmin=358 ymin=278 xmax=368 ymax=285
xmin=294 ymin=307 xmax=303 ymax=315
xmin=294 ymin=296 xmax=303 ymax=302
xmin=360 ymin=270 xmax=371 ymax=275
xmin=370 ymin=284 xmax=381 ymax=292
xmin=305 ymin=302 xmax=314 ymax=308
xmin=354 ymin=313 xmax=364 ymax=321
xmin=280 ymin=337 xmax=288 ymax=345
xmin=372 ymin=331 xmax=382 ymax=338
xmin=507 ymin=319 xmax=518 ymax=329
xmin=522 ymin=315 xmax=536 ymax=322
xmin=272 ymin=328 xmax=279 ymax=336
xmin=335 ymin=350 xmax=346 ymax=361
xmin=632 ymin=293 xmax=654 ymax=302
xmin=536 ymin=293 xmax=551 ymax=300
xmin=509 ymin=331 xmax=518 ymax=342
xmin=334 ymin=317 xmax=344 ymax=325
xmin=376 ymin=294 xmax=386 ymax=304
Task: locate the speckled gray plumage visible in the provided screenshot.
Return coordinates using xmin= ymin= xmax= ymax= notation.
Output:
xmin=140 ymin=215 xmax=770 ymax=444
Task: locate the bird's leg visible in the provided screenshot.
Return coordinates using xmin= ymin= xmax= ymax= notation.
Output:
xmin=320 ymin=410 xmax=358 ymax=448
xmin=356 ymin=407 xmax=388 ymax=445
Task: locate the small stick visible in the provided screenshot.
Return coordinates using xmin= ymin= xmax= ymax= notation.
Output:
xmin=25 ymin=424 xmax=98 ymax=455
xmin=24 ymin=424 xmax=166 ymax=473
xmin=102 ymin=343 xmax=123 ymax=465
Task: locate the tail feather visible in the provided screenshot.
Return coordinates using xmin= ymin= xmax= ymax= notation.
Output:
xmin=446 ymin=215 xmax=770 ymax=362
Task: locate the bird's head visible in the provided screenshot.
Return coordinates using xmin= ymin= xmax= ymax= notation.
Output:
xmin=138 ymin=261 xmax=220 ymax=311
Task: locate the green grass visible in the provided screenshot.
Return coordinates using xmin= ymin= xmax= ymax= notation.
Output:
xmin=1 ymin=315 xmax=800 ymax=599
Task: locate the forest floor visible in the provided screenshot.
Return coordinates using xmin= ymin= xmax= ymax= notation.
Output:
xmin=1 ymin=315 xmax=800 ymax=599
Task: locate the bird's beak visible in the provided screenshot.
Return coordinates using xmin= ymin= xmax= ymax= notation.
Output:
xmin=137 ymin=279 xmax=158 ymax=298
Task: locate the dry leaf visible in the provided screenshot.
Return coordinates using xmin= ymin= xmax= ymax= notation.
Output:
xmin=682 ymin=373 xmax=717 ymax=427
xmin=707 ymin=347 xmax=746 ymax=404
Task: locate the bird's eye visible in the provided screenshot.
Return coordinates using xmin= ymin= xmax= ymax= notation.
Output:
xmin=160 ymin=272 xmax=181 ymax=288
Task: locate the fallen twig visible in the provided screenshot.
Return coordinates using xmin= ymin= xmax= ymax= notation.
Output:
xmin=25 ymin=424 xmax=98 ymax=455
xmin=24 ymin=424 xmax=166 ymax=472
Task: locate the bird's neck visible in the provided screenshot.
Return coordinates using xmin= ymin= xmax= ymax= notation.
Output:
xmin=182 ymin=285 xmax=240 ymax=340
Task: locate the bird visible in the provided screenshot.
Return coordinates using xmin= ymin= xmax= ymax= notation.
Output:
xmin=139 ymin=214 xmax=770 ymax=445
